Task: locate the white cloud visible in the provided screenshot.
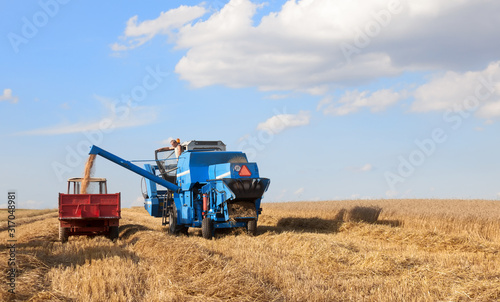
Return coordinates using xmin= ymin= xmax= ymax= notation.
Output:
xmin=294 ymin=187 xmax=304 ymax=195
xmin=174 ymin=0 xmax=404 ymax=90
xmin=111 ymin=5 xmax=207 ymax=51
xmin=386 ymin=190 xmax=398 ymax=198
xmin=272 ymin=189 xmax=288 ymax=202
xmin=113 ymin=0 xmax=500 ymax=93
xmin=237 ymin=133 xmax=251 ymax=143
xmin=126 ymin=196 xmax=145 ymax=208
xmin=359 ymin=164 xmax=373 ymax=172
xmin=0 ymin=88 xmax=19 ymax=103
xmin=0 ymin=200 xmax=40 ymax=209
xmin=412 ymin=61 xmax=500 ymax=112
xmin=347 ymin=163 xmax=373 ymax=172
xmin=405 ymin=0 xmax=469 ymax=17
xmin=17 ymin=96 xmax=157 ymax=135
xmin=302 ymin=86 xmax=329 ymax=96
xmin=477 ymin=101 xmax=500 ymax=119
xmin=316 ymin=96 xmax=332 ymax=111
xmin=256 ymin=110 xmax=310 ymax=134
xmin=411 ymin=61 xmax=500 ymax=118
xmin=21 ymin=200 xmax=43 ymax=209
xmin=322 ymin=89 xmax=403 ymax=115
xmin=264 ymin=94 xmax=290 ymax=100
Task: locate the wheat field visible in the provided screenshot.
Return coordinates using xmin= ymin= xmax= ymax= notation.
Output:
xmin=1 ymin=199 xmax=500 ymax=301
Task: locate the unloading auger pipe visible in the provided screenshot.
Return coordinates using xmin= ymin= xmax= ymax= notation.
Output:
xmin=89 ymin=145 xmax=181 ymax=193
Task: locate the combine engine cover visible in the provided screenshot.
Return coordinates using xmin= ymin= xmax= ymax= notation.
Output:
xmin=181 ymin=140 xmax=226 ymax=151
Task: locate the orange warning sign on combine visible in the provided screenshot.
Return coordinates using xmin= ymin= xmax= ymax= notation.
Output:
xmin=238 ymin=165 xmax=252 ymax=177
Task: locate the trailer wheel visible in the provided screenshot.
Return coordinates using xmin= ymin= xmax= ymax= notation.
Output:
xmin=202 ymin=217 xmax=213 ymax=239
xmin=247 ymin=219 xmax=257 ymax=236
xmin=59 ymin=226 xmax=69 ymax=243
xmin=109 ymin=226 xmax=119 ymax=241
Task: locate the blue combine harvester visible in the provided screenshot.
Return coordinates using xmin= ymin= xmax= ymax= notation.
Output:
xmin=89 ymin=141 xmax=270 ymax=239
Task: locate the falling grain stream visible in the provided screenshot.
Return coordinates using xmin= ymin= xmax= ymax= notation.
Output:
xmin=80 ymin=154 xmax=96 ymax=194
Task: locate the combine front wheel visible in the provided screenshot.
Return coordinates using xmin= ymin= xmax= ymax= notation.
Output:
xmin=202 ymin=217 xmax=213 ymax=239
xmin=169 ymin=203 xmax=187 ymax=235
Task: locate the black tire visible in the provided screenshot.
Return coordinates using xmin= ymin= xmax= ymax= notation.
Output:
xmin=247 ymin=219 xmax=257 ymax=236
xmin=109 ymin=226 xmax=119 ymax=241
xmin=202 ymin=217 xmax=213 ymax=239
xmin=59 ymin=226 xmax=69 ymax=243
xmin=169 ymin=204 xmax=177 ymax=234
xmin=169 ymin=203 xmax=187 ymax=235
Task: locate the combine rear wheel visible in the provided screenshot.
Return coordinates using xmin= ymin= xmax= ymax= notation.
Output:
xmin=59 ymin=226 xmax=69 ymax=243
xmin=247 ymin=219 xmax=257 ymax=236
xmin=202 ymin=217 xmax=213 ymax=239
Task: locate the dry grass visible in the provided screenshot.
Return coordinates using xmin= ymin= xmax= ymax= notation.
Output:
xmin=0 ymin=209 xmax=57 ymax=221
xmin=1 ymin=199 xmax=500 ymax=301
xmin=0 ymin=209 xmax=58 ymax=233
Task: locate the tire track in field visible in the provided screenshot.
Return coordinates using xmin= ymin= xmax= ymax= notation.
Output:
xmin=119 ymin=211 xmax=286 ymax=301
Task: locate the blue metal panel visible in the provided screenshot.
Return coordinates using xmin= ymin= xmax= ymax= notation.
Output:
xmin=173 ymin=193 xmax=181 ymax=221
xmin=143 ymin=160 xmax=166 ymax=217
xmin=144 ymin=197 xmax=153 ymax=215
xmin=143 ymin=164 xmax=158 ymax=198
xmin=144 ymin=197 xmax=161 ymax=217
xmin=181 ymin=206 xmax=192 ymax=224
xmin=208 ymin=162 xmax=260 ymax=180
xmin=176 ymin=151 xmax=249 ymax=190
xmin=231 ymin=163 xmax=260 ymax=179
xmin=213 ymin=221 xmax=247 ymax=229
xmin=208 ymin=163 xmax=231 ymax=179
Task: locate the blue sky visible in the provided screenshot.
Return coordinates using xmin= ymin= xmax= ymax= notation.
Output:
xmin=1 ymin=0 xmax=500 ymax=209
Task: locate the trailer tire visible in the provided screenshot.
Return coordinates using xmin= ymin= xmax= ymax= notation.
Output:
xmin=59 ymin=226 xmax=69 ymax=243
xmin=202 ymin=217 xmax=213 ymax=240
xmin=109 ymin=226 xmax=119 ymax=241
xmin=247 ymin=219 xmax=257 ymax=236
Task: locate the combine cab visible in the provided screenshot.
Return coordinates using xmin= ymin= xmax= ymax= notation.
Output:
xmin=58 ymin=178 xmax=121 ymax=243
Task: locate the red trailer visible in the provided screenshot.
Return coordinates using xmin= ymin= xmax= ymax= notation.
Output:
xmin=59 ymin=178 xmax=121 ymax=242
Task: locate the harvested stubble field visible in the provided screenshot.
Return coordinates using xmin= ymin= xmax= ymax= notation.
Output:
xmin=1 ymin=199 xmax=500 ymax=301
